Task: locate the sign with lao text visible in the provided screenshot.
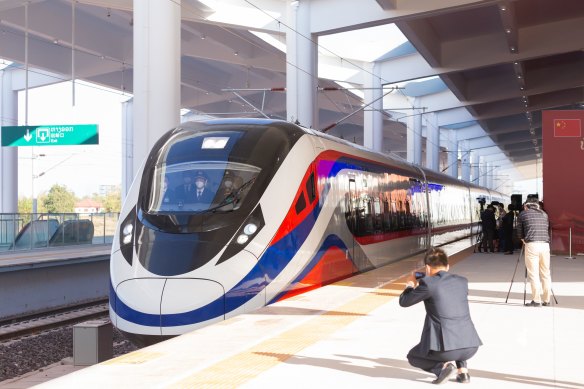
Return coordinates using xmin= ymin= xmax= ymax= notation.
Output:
xmin=1 ymin=124 xmax=99 ymax=147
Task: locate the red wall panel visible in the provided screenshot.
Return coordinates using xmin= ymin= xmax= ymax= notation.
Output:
xmin=542 ymin=110 xmax=584 ymax=254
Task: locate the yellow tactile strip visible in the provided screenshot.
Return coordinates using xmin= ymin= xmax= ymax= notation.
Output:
xmin=171 ymin=248 xmax=471 ymax=388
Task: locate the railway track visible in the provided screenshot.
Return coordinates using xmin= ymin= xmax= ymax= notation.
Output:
xmin=0 ymin=299 xmax=109 ymax=342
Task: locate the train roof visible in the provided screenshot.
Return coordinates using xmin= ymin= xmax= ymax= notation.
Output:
xmin=179 ymin=118 xmax=508 ymax=200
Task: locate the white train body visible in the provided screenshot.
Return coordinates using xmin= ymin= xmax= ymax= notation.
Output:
xmin=109 ymin=119 xmax=507 ymax=345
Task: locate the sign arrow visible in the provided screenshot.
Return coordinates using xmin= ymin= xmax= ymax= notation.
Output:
xmin=24 ymin=129 xmax=32 ymax=142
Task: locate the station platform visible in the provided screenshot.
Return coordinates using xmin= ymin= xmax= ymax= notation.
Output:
xmin=2 ymin=241 xmax=583 ymax=388
xmin=0 ymin=244 xmax=110 ymax=271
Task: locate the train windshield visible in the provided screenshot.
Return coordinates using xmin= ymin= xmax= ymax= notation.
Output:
xmin=145 ymin=131 xmax=262 ymax=214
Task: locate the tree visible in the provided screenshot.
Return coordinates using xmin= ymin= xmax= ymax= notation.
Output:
xmin=18 ymin=197 xmax=32 ymax=214
xmin=103 ymin=187 xmax=122 ymax=212
xmin=42 ymin=184 xmax=77 ymax=213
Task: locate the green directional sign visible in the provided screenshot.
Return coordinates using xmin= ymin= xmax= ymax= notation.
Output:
xmin=1 ymin=124 xmax=99 ymax=147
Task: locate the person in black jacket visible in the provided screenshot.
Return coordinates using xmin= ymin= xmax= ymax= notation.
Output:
xmin=399 ymin=248 xmax=482 ymax=384
xmin=502 ymin=204 xmax=516 ymax=254
xmin=481 ymin=205 xmax=497 ymax=253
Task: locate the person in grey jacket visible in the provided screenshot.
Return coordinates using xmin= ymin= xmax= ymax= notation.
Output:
xmin=399 ymin=247 xmax=482 ymax=384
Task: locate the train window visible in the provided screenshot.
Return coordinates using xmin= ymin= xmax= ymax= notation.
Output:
xmin=146 ymin=161 xmax=261 ymax=213
xmin=306 ymin=172 xmax=316 ymax=203
xmin=295 ymin=193 xmax=307 ymax=215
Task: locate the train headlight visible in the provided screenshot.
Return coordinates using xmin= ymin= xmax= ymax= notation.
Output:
xmin=243 ymin=223 xmax=257 ymax=235
xmin=123 ymin=223 xmax=133 ymax=236
xmin=216 ymin=205 xmax=265 ymax=265
xmin=119 ymin=208 xmax=136 ymax=265
xmin=236 ymin=234 xmax=249 ymax=244
xmin=122 ymin=223 xmax=133 ymax=245
xmin=122 ymin=232 xmax=132 ymax=245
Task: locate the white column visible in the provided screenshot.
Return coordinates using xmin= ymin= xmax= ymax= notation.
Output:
xmin=460 ymin=140 xmax=471 ymax=182
xmin=364 ymin=63 xmax=382 ymax=152
xmin=487 ymin=162 xmax=494 ymax=189
xmin=407 ymin=98 xmax=423 ymax=165
xmin=0 ymin=70 xmax=18 ymax=213
xmin=133 ymin=0 xmax=181 ymax=177
xmin=426 ymin=113 xmax=440 ymax=171
xmin=121 ymin=99 xmax=134 ymax=200
xmin=480 ymin=160 xmax=488 ymax=188
xmin=472 ymin=152 xmax=480 ymax=185
xmin=286 ymin=0 xmax=317 ymax=129
xmin=446 ymin=130 xmax=458 ymax=178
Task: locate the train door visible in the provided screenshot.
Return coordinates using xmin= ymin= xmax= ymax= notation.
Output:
xmin=348 ymin=176 xmax=357 ymax=259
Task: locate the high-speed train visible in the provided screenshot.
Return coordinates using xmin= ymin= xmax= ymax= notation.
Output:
xmin=109 ymin=118 xmax=507 ymax=345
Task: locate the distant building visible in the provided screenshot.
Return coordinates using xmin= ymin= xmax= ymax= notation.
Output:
xmin=74 ymin=199 xmax=104 ymax=213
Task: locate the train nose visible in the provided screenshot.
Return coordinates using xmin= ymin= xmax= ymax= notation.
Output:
xmin=160 ymin=278 xmax=225 ymax=335
xmin=113 ymin=278 xmax=225 ymax=336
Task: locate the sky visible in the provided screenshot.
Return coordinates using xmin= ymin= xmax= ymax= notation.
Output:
xmin=17 ymin=81 xmax=131 ymax=199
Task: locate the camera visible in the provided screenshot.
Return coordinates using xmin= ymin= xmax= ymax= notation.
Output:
xmin=476 ymin=197 xmax=486 ymax=206
xmin=414 ymin=271 xmax=425 ymax=279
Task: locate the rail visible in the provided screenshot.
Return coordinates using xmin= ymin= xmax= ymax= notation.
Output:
xmin=0 ymin=212 xmax=119 ymax=253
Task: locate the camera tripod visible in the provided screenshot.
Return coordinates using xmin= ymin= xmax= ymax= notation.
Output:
xmin=505 ymin=245 xmax=559 ymax=305
xmin=473 ymin=224 xmax=483 ymax=253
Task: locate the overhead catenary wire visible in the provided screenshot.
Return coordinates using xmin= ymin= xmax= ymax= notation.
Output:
xmin=9 ymin=1 xmax=439 ymax=160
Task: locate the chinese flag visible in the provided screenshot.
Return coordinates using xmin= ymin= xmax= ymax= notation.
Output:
xmin=553 ymin=119 xmax=581 ymax=137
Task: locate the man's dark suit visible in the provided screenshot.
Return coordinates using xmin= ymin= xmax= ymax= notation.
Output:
xmin=193 ymin=188 xmax=213 ymax=203
xmin=399 ymin=271 xmax=482 ymax=376
xmin=175 ymin=183 xmax=196 ymax=203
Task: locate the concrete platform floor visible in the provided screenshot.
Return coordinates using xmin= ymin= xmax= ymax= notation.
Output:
xmin=2 ymin=244 xmax=583 ymax=388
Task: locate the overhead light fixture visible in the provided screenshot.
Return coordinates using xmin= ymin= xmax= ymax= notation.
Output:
xmin=505 ymin=29 xmax=512 ymax=34
xmin=500 ymin=5 xmax=507 ymax=11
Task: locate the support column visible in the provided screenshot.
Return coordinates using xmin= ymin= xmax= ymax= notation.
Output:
xmin=121 ymin=99 xmax=134 ymax=200
xmin=480 ymin=160 xmax=488 ymax=188
xmin=0 ymin=69 xmax=18 ymax=213
xmin=407 ymin=98 xmax=422 ymax=165
xmin=460 ymin=140 xmax=471 ymax=182
xmin=364 ymin=63 xmax=382 ymax=152
xmin=487 ymin=162 xmax=494 ymax=189
xmin=426 ymin=113 xmax=440 ymax=171
xmin=472 ymin=152 xmax=480 ymax=185
xmin=446 ymin=130 xmax=458 ymax=178
xmin=132 ymin=0 xmax=181 ymax=179
xmin=286 ymin=0 xmax=317 ymax=129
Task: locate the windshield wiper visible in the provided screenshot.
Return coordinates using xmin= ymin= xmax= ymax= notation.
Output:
xmin=207 ymin=177 xmax=257 ymax=213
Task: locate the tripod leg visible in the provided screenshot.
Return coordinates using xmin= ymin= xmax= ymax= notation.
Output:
xmin=551 ymin=288 xmax=559 ymax=304
xmin=505 ymin=245 xmax=524 ymax=303
xmin=524 ymin=267 xmax=527 ymax=305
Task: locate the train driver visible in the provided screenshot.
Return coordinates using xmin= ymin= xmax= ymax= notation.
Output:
xmin=193 ymin=171 xmax=214 ymax=203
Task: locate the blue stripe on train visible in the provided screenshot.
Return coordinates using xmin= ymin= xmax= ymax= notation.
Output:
xmin=111 ymin=155 xmax=400 ymax=327
xmin=267 ymin=234 xmax=350 ymax=304
xmin=110 ymin=205 xmax=321 ymax=327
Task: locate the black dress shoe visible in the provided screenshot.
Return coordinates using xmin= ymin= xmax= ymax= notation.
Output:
xmin=504 ymin=252 xmax=513 ymax=255
xmin=542 ymin=302 xmax=550 ymax=306
xmin=525 ymin=301 xmax=541 ymax=307
xmin=456 ymin=373 xmax=471 ymax=383
xmin=432 ymin=363 xmax=456 ymax=384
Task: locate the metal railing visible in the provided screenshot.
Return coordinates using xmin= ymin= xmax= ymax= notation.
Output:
xmin=0 ymin=212 xmax=119 ymax=253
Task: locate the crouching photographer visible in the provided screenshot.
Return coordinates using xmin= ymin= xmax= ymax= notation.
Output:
xmin=399 ymin=248 xmax=482 ymax=384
